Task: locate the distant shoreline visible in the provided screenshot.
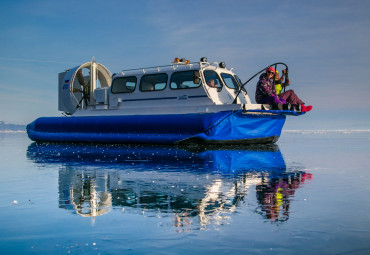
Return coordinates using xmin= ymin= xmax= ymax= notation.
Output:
xmin=283 ymin=130 xmax=370 ymax=134
xmin=0 ymin=130 xmax=26 ymax=133
xmin=0 ymin=121 xmax=26 ymax=132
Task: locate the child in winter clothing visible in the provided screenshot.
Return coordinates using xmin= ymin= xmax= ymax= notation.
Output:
xmin=274 ymin=70 xmax=289 ymax=95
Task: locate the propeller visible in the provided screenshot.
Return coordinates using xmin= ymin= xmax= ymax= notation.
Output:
xmin=74 ymin=68 xmax=90 ymax=109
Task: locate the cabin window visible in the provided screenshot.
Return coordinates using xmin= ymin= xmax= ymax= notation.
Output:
xmin=203 ymin=70 xmax=222 ymax=88
xmin=140 ymin=73 xmax=168 ymax=91
xmin=111 ymin=76 xmax=137 ymax=93
xmin=221 ymin=73 xmax=239 ymax=89
xmin=170 ymin=71 xmax=201 ymax=89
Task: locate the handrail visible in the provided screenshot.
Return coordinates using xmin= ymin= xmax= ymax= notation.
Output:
xmin=120 ymin=62 xmax=200 ymax=74
xmin=232 ymin=62 xmax=289 ymax=104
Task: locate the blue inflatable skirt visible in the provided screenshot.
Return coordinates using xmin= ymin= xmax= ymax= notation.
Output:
xmin=27 ymin=110 xmax=286 ymax=145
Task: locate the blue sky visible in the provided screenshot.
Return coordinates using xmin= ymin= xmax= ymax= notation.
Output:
xmin=0 ymin=0 xmax=369 ymax=129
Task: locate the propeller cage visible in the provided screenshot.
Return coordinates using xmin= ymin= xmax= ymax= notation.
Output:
xmin=58 ymin=62 xmax=112 ymax=115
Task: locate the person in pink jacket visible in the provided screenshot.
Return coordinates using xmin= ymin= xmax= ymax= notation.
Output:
xmin=255 ymin=67 xmax=312 ymax=112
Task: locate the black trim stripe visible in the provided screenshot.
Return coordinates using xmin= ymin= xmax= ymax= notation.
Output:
xmin=120 ymin=95 xmax=208 ymax=102
xmin=121 ymin=97 xmax=177 ymax=102
xmin=188 ymin=95 xmax=209 ymax=98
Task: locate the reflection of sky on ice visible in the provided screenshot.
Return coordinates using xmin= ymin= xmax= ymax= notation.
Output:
xmin=26 ymin=142 xmax=309 ymax=228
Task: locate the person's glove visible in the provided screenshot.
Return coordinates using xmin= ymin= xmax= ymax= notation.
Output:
xmin=273 ymin=96 xmax=285 ymax=105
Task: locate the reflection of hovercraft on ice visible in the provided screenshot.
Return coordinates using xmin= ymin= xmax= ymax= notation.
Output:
xmin=26 ymin=143 xmax=286 ymax=174
xmin=27 ymin=143 xmax=312 ymax=226
xmin=59 ymin=170 xmax=112 ymax=219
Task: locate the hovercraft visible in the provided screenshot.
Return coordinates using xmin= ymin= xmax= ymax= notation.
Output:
xmin=27 ymin=57 xmax=305 ymax=145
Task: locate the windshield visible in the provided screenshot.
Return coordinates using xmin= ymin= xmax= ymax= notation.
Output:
xmin=221 ymin=73 xmax=239 ymax=90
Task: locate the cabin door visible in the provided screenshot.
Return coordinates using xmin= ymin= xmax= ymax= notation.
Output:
xmin=203 ymin=70 xmax=234 ymax=105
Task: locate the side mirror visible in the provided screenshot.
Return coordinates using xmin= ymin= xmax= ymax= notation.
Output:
xmin=193 ymin=71 xmax=201 ymax=84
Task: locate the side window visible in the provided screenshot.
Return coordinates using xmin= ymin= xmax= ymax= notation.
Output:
xmin=203 ymin=70 xmax=222 ymax=88
xmin=235 ymin=75 xmax=242 ymax=86
xmin=221 ymin=73 xmax=239 ymax=89
xmin=140 ymin=73 xmax=168 ymax=91
xmin=170 ymin=71 xmax=201 ymax=89
xmin=235 ymin=75 xmax=247 ymax=93
xmin=111 ymin=76 xmax=137 ymax=93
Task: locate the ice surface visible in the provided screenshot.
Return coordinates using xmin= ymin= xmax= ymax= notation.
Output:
xmin=0 ymin=132 xmax=369 ymax=254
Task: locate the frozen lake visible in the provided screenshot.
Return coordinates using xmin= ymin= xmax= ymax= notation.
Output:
xmin=0 ymin=131 xmax=369 ymax=254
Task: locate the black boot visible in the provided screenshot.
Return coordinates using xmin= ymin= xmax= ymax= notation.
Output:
xmin=272 ymin=103 xmax=283 ymax=110
xmin=295 ymin=104 xmax=302 ymax=112
xmin=283 ymin=103 xmax=291 ymax=110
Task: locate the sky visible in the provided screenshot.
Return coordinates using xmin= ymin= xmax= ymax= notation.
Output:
xmin=0 ymin=0 xmax=369 ymax=129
